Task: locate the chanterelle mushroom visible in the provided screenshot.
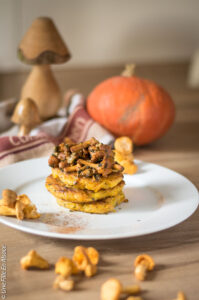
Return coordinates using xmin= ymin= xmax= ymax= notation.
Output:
xmin=11 ymin=98 xmax=40 ymax=136
xmin=101 ymin=278 xmax=141 ymax=300
xmin=101 ymin=278 xmax=122 ymax=300
xmin=72 ymin=246 xmax=98 ymax=277
xmin=173 ymin=291 xmax=186 ymax=300
xmin=18 ymin=17 xmax=71 ymax=120
xmin=55 ymin=257 xmax=73 ymax=278
xmin=0 ymin=189 xmax=17 ymax=208
xmin=53 ymin=275 xmax=74 ymax=291
xmin=134 ymin=254 xmax=155 ymax=280
xmin=126 ymin=297 xmax=143 ymax=300
xmin=20 ymin=250 xmax=49 ymax=270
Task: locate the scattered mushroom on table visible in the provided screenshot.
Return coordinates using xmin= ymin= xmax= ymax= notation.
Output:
xmin=173 ymin=291 xmax=186 ymax=300
xmin=101 ymin=278 xmax=141 ymax=300
xmin=134 ymin=254 xmax=155 ymax=281
xmin=20 ymin=250 xmax=50 ymax=270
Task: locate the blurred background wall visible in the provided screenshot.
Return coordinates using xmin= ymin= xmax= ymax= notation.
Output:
xmin=0 ymin=0 xmax=199 ymax=72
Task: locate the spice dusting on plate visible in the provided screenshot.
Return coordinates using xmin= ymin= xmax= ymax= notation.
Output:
xmin=52 ymin=226 xmax=82 ymax=234
xmin=40 ymin=212 xmax=86 ymax=234
xmin=149 ymin=187 xmax=165 ymax=207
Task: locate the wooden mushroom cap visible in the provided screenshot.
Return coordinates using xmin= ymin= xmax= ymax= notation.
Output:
xmin=18 ymin=17 xmax=71 ymax=64
xmin=11 ymin=98 xmax=41 ymax=128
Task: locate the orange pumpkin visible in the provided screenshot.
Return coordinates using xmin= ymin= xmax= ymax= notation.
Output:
xmin=87 ymin=65 xmax=175 ymax=145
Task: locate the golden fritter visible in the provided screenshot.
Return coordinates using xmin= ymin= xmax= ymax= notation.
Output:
xmin=56 ymin=192 xmax=126 ymax=214
xmin=45 ymin=175 xmax=125 ymax=203
xmin=51 ymin=168 xmax=123 ymax=192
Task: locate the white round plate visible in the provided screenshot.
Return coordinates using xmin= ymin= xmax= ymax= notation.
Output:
xmin=0 ymin=158 xmax=198 ymax=240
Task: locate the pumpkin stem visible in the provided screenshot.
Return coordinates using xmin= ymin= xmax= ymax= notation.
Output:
xmin=121 ymin=64 xmax=135 ymax=77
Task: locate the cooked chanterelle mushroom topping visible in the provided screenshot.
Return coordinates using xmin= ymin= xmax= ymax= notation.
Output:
xmin=48 ymin=137 xmax=123 ymax=179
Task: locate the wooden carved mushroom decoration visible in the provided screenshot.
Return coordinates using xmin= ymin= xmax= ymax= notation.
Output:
xmin=18 ymin=17 xmax=71 ymax=120
xmin=11 ymin=98 xmax=41 ymax=136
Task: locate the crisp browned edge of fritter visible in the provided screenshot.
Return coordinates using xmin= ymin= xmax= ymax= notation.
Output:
xmin=45 ymin=175 xmax=125 ymax=201
xmin=51 ymin=167 xmax=124 ymax=186
xmin=56 ymin=192 xmax=126 ymax=214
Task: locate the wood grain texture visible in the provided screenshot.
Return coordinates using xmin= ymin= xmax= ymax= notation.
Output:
xmin=0 ymin=62 xmax=199 ymax=300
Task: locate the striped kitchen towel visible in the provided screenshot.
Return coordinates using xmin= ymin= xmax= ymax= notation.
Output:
xmin=0 ymin=94 xmax=114 ymax=167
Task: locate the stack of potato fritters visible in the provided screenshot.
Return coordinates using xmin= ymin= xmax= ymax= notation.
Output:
xmin=45 ymin=138 xmax=126 ymax=214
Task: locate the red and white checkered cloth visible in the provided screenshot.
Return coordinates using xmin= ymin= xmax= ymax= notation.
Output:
xmin=0 ymin=94 xmax=114 ymax=167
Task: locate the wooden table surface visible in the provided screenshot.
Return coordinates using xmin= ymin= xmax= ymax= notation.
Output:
xmin=0 ymin=63 xmax=199 ymax=300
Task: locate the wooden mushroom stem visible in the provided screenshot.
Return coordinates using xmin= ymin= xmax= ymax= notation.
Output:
xmin=21 ymin=65 xmax=62 ymax=120
xmin=18 ymin=124 xmax=33 ymax=136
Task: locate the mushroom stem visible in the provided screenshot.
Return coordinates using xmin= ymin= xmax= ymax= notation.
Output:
xmin=126 ymin=297 xmax=143 ymax=300
xmin=122 ymin=285 xmax=141 ymax=294
xmin=21 ymin=65 xmax=61 ymax=120
xmin=18 ymin=124 xmax=32 ymax=136
xmin=121 ymin=64 xmax=135 ymax=77
xmin=174 ymin=291 xmax=186 ymax=300
xmin=134 ymin=264 xmax=147 ymax=281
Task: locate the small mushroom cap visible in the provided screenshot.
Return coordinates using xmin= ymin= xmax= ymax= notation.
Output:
xmin=101 ymin=278 xmax=122 ymax=300
xmin=18 ymin=17 xmax=71 ymax=64
xmin=1 ymin=189 xmax=17 ymax=207
xmin=114 ymin=136 xmax=133 ymax=154
xmin=11 ymin=98 xmax=41 ymax=127
xmin=176 ymin=291 xmax=186 ymax=300
xmin=55 ymin=257 xmax=73 ymax=277
xmin=134 ymin=254 xmax=155 ymax=271
xmin=20 ymin=250 xmax=49 ymax=270
xmin=2 ymin=189 xmax=17 ymax=202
